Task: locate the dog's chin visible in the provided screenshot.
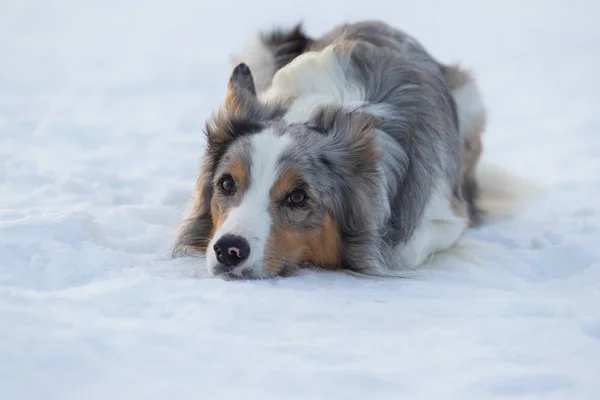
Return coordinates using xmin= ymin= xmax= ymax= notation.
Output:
xmin=210 ymin=261 xmax=300 ymax=281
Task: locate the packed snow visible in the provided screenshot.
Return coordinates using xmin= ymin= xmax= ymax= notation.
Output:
xmin=1 ymin=0 xmax=599 ymax=398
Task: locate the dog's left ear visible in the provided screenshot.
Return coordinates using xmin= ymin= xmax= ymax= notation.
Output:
xmin=308 ymin=106 xmax=381 ymax=173
xmin=308 ymin=106 xmax=389 ymax=275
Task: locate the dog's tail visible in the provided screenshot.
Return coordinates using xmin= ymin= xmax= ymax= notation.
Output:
xmin=443 ymin=64 xmax=541 ymax=224
xmin=473 ymin=163 xmax=543 ymax=221
xmin=231 ymin=24 xmax=313 ymax=93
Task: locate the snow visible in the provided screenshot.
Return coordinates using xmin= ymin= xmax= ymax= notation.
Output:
xmin=1 ymin=0 xmax=599 ymax=398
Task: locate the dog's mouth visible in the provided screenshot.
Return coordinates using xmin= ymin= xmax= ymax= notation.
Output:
xmin=211 ymin=261 xmax=299 ymax=281
xmin=222 ymin=267 xmax=260 ymax=281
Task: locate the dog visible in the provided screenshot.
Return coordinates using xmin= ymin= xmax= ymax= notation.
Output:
xmin=174 ymin=20 xmax=490 ymax=280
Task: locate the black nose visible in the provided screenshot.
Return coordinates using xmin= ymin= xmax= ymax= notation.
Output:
xmin=213 ymin=235 xmax=250 ymax=267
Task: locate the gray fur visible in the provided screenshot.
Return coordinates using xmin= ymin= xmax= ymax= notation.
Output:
xmin=280 ymin=109 xmax=387 ymax=273
xmin=296 ymin=21 xmax=464 ymax=273
xmin=345 ymin=39 xmax=462 ymax=245
xmin=176 ymin=20 xmax=479 ymax=276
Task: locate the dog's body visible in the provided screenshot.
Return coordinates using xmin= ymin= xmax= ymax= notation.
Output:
xmin=175 ymin=20 xmax=488 ymax=279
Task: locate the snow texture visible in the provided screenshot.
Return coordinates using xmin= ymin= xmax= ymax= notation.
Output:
xmin=1 ymin=0 xmax=599 ymax=399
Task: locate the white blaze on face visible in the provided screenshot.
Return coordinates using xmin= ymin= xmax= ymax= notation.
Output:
xmin=206 ymin=129 xmax=292 ymax=277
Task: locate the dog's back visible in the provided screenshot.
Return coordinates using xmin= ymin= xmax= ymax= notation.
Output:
xmin=238 ymin=20 xmax=486 ymax=227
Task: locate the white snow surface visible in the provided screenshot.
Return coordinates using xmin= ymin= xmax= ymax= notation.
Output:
xmin=1 ymin=0 xmax=599 ymax=399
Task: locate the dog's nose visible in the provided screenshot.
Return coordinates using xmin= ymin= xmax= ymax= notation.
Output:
xmin=213 ymin=235 xmax=250 ymax=267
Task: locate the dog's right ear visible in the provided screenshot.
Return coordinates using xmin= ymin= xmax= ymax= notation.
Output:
xmin=225 ymin=63 xmax=258 ymax=114
xmin=174 ymin=65 xmax=277 ymax=256
xmin=229 ymin=63 xmax=256 ymax=96
xmin=173 ymin=155 xmax=215 ymax=256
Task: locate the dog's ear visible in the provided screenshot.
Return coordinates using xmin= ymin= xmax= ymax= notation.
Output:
xmin=229 ymin=63 xmax=256 ymax=96
xmin=173 ymin=155 xmax=215 ymax=256
xmin=308 ymin=106 xmax=380 ymax=173
xmin=225 ymin=63 xmax=258 ymax=114
xmin=308 ymin=106 xmax=375 ymax=139
xmin=204 ymin=64 xmax=262 ymax=145
xmin=210 ymin=63 xmax=284 ymax=136
xmin=174 ymin=65 xmax=278 ymax=256
xmin=308 ymin=106 xmax=388 ymax=274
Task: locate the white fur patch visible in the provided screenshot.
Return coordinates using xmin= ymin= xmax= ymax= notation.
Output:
xmin=395 ymin=181 xmax=468 ymax=268
xmin=451 ymin=76 xmax=485 ymax=139
xmin=261 ymin=46 xmax=365 ymax=123
xmin=206 ymin=130 xmax=292 ymax=277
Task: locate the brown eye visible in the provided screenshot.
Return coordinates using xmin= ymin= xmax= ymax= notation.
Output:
xmin=287 ymin=189 xmax=307 ymax=206
xmin=220 ymin=175 xmax=236 ymax=195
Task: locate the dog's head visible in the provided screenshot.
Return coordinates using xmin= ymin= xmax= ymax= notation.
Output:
xmin=175 ymin=64 xmax=386 ymax=279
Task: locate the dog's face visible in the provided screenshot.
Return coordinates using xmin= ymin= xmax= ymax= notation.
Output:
xmin=207 ymin=125 xmax=345 ymax=279
xmin=175 ymin=64 xmax=385 ymax=279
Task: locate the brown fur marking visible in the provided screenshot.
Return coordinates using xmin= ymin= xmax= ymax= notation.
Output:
xmin=263 ymin=215 xmax=342 ymax=275
xmin=209 ymin=153 xmax=250 ymax=234
xmin=270 ymin=170 xmax=303 ymax=201
xmin=229 ymin=154 xmax=249 ymax=187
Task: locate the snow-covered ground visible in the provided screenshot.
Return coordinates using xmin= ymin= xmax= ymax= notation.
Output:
xmin=1 ymin=0 xmax=599 ymax=398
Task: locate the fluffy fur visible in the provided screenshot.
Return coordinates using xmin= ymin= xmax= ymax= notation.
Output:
xmin=175 ymin=20 xmax=521 ymax=279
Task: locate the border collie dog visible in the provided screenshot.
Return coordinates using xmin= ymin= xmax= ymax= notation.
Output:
xmin=175 ymin=20 xmax=488 ymax=280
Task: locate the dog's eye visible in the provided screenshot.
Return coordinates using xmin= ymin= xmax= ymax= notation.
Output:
xmin=286 ymin=189 xmax=307 ymax=207
xmin=220 ymin=175 xmax=236 ymax=195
